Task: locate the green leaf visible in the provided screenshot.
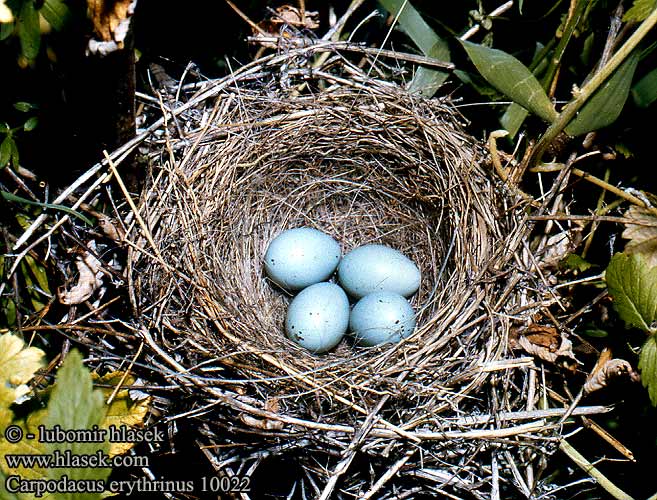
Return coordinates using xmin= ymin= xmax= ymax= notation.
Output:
xmin=606 ymin=252 xmax=657 ymax=333
xmin=10 ymin=140 xmax=19 ymax=168
xmin=17 ymin=0 xmax=40 ymax=61
xmin=23 ymin=117 xmax=38 ymax=132
xmin=41 ymin=0 xmax=70 ymax=31
xmin=0 ymin=21 xmax=14 ymax=42
xmin=582 ymin=328 xmax=608 ymax=338
xmin=0 ymin=467 xmax=20 ymax=500
xmin=378 ymin=0 xmax=450 ymax=96
xmin=560 ymin=253 xmax=594 ymax=272
xmin=453 ymin=69 xmax=499 ymax=98
xmin=0 ymin=136 xmax=14 ymax=169
xmin=44 ymin=350 xmax=110 ymax=499
xmin=623 ymin=0 xmax=657 ymax=22
xmin=632 ymin=66 xmax=657 ymax=107
xmin=460 ymin=40 xmax=557 ymax=123
xmin=13 ymin=102 xmax=36 ymax=113
xmin=500 ymin=102 xmax=529 ymax=139
xmin=639 ymin=335 xmax=657 ymax=406
xmin=1 ymin=191 xmax=95 ymax=226
xmin=565 ymin=52 xmax=640 ymax=136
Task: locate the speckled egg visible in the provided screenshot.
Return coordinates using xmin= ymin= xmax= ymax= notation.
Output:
xmin=264 ymin=227 xmax=341 ymax=290
xmin=338 ymin=244 xmax=420 ymax=298
xmin=285 ymin=283 xmax=350 ymax=353
xmin=349 ymin=292 xmax=416 ymax=347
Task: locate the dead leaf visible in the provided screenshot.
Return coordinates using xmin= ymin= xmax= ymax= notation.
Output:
xmin=58 ymin=246 xmax=104 ymax=305
xmin=512 ymin=324 xmax=578 ymax=368
xmin=584 ymin=348 xmax=639 ymax=394
xmin=540 ymin=227 xmax=584 ymax=268
xmin=86 ymin=0 xmax=137 ymax=55
xmin=97 ymin=214 xmax=124 ymax=242
xmin=622 ymin=206 xmax=657 ymax=268
xmin=259 ymin=5 xmax=319 ymax=33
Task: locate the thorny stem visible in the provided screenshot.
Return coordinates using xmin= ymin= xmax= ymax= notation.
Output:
xmin=531 ymin=7 xmax=657 ymax=165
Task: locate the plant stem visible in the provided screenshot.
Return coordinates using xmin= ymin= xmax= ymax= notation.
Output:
xmin=531 ymin=7 xmax=657 ymax=165
xmin=542 ymin=0 xmax=588 ymax=97
xmin=559 ymin=440 xmax=635 ymax=500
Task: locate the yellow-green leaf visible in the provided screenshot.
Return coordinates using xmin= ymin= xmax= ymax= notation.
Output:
xmin=460 ymin=40 xmax=557 ymax=123
xmin=606 ymin=253 xmax=657 ymax=333
xmin=639 ymin=335 xmax=657 ymax=405
xmin=44 ymin=350 xmax=110 ymax=500
xmin=0 ymin=136 xmax=15 ymax=169
xmin=0 ymin=332 xmax=45 ymax=408
xmin=41 ymin=0 xmax=70 ymax=31
xmin=0 ymin=467 xmax=20 ymax=500
xmin=565 ymin=52 xmax=639 ymax=136
xmin=623 ymin=0 xmax=657 ymax=22
xmin=0 ymin=409 xmax=50 ymax=500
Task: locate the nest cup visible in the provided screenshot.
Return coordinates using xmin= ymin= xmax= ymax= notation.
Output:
xmin=130 ymin=55 xmax=537 ymax=495
xmin=138 ymin=84 xmax=504 ymax=394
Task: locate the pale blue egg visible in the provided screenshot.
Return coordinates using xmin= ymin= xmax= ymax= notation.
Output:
xmin=349 ymin=292 xmax=416 ymax=347
xmin=338 ymin=244 xmax=420 ymax=298
xmin=285 ymin=283 xmax=350 ymax=353
xmin=264 ymin=227 xmax=341 ymax=290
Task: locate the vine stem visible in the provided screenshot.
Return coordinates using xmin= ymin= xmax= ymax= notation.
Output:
xmin=530 ymin=7 xmax=657 ymax=165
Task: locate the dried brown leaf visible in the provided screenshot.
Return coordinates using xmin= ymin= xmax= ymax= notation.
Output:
xmin=97 ymin=214 xmax=124 ymax=242
xmin=584 ymin=350 xmax=638 ymax=394
xmin=58 ymin=248 xmax=104 ymax=305
xmin=515 ymin=324 xmax=578 ymax=368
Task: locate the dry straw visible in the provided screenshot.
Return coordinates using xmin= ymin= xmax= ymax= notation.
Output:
xmin=11 ymin=45 xmax=605 ymax=498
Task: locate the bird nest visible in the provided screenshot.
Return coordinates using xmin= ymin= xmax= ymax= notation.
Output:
xmin=11 ymin=48 xmax=577 ymax=498
xmin=125 ymin=52 xmax=557 ymax=497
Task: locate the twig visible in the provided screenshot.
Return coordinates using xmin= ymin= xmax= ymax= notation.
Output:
xmin=224 ymin=0 xmax=267 ymax=36
xmin=360 ymin=449 xmax=416 ymax=500
xmin=105 ymin=341 xmax=144 ymax=405
xmin=528 ymin=214 xmax=657 ymax=227
xmin=249 ymin=37 xmax=454 ymax=69
xmin=543 ymin=0 xmax=587 ymax=98
xmin=532 ymin=163 xmax=657 ymax=216
xmin=322 ymin=0 xmax=366 ymax=41
xmin=559 ymin=440 xmax=635 ymax=500
xmin=460 ymin=1 xmax=514 ymax=41
xmin=581 ymin=416 xmax=635 ymax=462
